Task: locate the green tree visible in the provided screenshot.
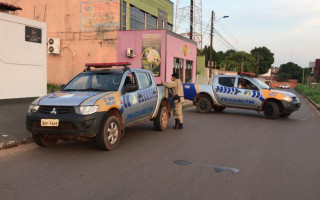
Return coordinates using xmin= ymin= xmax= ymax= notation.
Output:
xmin=224 ymin=51 xmax=256 ymax=73
xmin=200 ymin=45 xmax=221 ymax=67
xmin=278 ymin=62 xmax=303 ymax=82
xmin=250 ymin=46 xmax=275 ymax=75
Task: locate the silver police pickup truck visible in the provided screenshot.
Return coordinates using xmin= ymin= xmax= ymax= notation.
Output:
xmin=183 ymin=73 xmax=301 ymax=119
xmin=26 ymin=62 xmax=171 ymax=151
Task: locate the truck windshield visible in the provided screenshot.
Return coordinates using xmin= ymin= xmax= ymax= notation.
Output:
xmin=252 ymin=78 xmax=270 ymax=90
xmin=63 ymin=73 xmax=122 ymax=92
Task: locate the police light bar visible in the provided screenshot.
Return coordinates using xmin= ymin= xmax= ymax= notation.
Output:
xmin=240 ymin=72 xmax=256 ymax=77
xmin=84 ymin=62 xmax=131 ymax=71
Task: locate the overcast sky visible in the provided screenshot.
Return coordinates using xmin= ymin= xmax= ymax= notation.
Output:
xmin=172 ymin=0 xmax=320 ymax=68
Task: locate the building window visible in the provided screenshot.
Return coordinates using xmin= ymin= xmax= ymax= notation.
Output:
xmin=167 ymin=23 xmax=173 ymax=31
xmin=122 ymin=1 xmax=127 ymax=30
xmin=130 ymin=5 xmax=145 ymax=30
xmin=185 ymin=60 xmax=193 ymax=83
xmin=146 ymin=13 xmax=157 ymax=30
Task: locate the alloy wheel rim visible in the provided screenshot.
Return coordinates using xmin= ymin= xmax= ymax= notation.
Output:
xmin=200 ymin=101 xmax=207 ymax=110
xmin=107 ymin=122 xmax=119 ymax=145
xmin=161 ymin=110 xmax=168 ymax=127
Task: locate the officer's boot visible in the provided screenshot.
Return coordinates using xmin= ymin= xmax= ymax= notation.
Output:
xmin=173 ymin=118 xmax=180 ymax=129
xmin=178 ymin=123 xmax=183 ymax=129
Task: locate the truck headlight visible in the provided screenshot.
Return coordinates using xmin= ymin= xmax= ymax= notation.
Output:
xmin=283 ymin=96 xmax=292 ymax=102
xmin=28 ymin=105 xmax=40 ymax=114
xmin=75 ymin=106 xmax=99 ymax=115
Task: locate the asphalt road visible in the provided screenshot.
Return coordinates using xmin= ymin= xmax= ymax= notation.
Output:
xmin=1 ymin=90 xmax=320 ymax=200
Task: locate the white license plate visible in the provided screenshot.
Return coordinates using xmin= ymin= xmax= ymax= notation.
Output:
xmin=41 ymin=119 xmax=59 ymax=127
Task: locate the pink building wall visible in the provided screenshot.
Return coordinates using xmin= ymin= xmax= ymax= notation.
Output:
xmin=117 ymin=30 xmax=197 ymax=84
xmin=166 ymin=33 xmax=197 ymax=82
xmin=117 ymin=30 xmax=167 ymax=83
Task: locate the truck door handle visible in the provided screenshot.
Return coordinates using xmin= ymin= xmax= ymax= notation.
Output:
xmin=153 ymin=91 xmax=157 ymax=94
xmin=138 ymin=94 xmax=143 ymax=98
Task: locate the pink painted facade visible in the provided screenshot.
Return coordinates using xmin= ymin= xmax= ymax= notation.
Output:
xmin=117 ymin=30 xmax=197 ymax=83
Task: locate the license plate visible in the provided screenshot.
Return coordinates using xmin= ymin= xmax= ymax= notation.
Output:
xmin=41 ymin=119 xmax=59 ymax=127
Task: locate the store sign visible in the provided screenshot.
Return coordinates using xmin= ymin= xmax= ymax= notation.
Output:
xmin=25 ymin=26 xmax=42 ymax=43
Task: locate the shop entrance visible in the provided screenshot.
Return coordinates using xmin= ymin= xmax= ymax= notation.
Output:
xmin=173 ymin=58 xmax=184 ymax=82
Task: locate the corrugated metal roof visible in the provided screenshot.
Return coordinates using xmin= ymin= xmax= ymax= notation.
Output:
xmin=0 ymin=2 xmax=22 ymax=11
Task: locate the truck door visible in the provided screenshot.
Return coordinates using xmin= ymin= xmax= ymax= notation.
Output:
xmin=214 ymin=76 xmax=237 ymax=106
xmin=135 ymin=71 xmax=158 ymax=120
xmin=121 ymin=72 xmax=142 ymax=125
xmin=235 ymin=77 xmax=261 ymax=109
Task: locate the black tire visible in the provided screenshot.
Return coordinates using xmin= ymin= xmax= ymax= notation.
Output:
xmin=196 ymin=97 xmax=212 ymax=113
xmin=213 ymin=106 xmax=225 ymax=112
xmin=280 ymin=112 xmax=291 ymax=118
xmin=96 ymin=116 xmax=121 ymax=151
xmin=33 ymin=134 xmax=58 ymax=147
xmin=153 ymin=106 xmax=169 ymax=131
xmin=264 ymin=101 xmax=280 ymax=119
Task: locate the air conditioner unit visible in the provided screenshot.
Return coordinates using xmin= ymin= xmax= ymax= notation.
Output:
xmin=126 ymin=48 xmax=135 ymax=58
xmin=48 ymin=38 xmax=61 ymax=54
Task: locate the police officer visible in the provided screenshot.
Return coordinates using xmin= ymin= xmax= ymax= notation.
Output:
xmin=163 ymin=73 xmax=184 ymax=129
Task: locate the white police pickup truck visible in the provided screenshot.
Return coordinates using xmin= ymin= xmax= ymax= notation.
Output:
xmin=26 ymin=62 xmax=171 ymax=151
xmin=183 ymin=73 xmax=301 ymax=119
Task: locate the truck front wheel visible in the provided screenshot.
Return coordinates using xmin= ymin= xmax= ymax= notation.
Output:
xmin=153 ymin=106 xmax=169 ymax=131
xmin=96 ymin=116 xmax=121 ymax=151
xmin=264 ymin=101 xmax=280 ymax=119
xmin=196 ymin=97 xmax=212 ymax=113
xmin=33 ymin=134 xmax=58 ymax=147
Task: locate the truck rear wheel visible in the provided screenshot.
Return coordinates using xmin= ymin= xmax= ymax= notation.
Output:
xmin=196 ymin=97 xmax=212 ymax=113
xmin=33 ymin=134 xmax=58 ymax=147
xmin=153 ymin=106 xmax=169 ymax=131
xmin=264 ymin=101 xmax=280 ymax=119
xmin=96 ymin=116 xmax=121 ymax=151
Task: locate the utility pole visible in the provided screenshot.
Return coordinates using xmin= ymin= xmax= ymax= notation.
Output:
xmin=302 ymin=68 xmax=305 ymax=84
xmin=209 ymin=11 xmax=214 ymax=78
xmin=190 ymin=0 xmax=193 ymax=40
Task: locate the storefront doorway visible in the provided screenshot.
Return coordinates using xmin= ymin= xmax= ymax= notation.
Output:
xmin=173 ymin=57 xmax=184 ymax=82
xmin=185 ymin=60 xmax=193 ymax=83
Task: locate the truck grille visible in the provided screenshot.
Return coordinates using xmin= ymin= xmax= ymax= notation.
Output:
xmin=38 ymin=106 xmax=75 ymax=114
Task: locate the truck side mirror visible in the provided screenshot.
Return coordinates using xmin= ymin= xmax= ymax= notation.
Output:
xmin=60 ymin=84 xmax=66 ymax=91
xmin=124 ymin=84 xmax=138 ymax=93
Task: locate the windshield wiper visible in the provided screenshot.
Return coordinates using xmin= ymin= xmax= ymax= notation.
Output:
xmin=63 ymin=88 xmax=108 ymax=92
xmin=63 ymin=89 xmax=78 ymax=91
xmin=85 ymin=88 xmax=107 ymax=91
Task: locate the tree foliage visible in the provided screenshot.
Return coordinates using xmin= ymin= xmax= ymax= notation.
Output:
xmin=278 ymin=62 xmax=303 ymax=82
xmin=199 ymin=46 xmax=275 ymax=75
xmin=250 ymin=47 xmax=275 ymax=75
xmin=224 ymin=51 xmax=256 ymax=73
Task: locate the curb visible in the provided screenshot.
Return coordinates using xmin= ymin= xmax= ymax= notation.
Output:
xmin=183 ymin=103 xmax=194 ymax=109
xmin=295 ymin=89 xmax=320 ymax=112
xmin=302 ymin=95 xmax=320 ymax=112
xmin=0 ymin=138 xmax=33 ymax=150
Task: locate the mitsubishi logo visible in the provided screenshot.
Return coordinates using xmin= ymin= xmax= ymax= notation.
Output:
xmin=50 ymin=107 xmax=57 ymax=114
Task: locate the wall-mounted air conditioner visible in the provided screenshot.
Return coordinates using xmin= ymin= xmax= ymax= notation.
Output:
xmin=48 ymin=38 xmax=61 ymax=54
xmin=126 ymin=48 xmax=135 ymax=58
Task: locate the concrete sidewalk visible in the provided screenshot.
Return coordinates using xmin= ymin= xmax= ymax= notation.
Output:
xmin=0 ymin=98 xmax=194 ymax=150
